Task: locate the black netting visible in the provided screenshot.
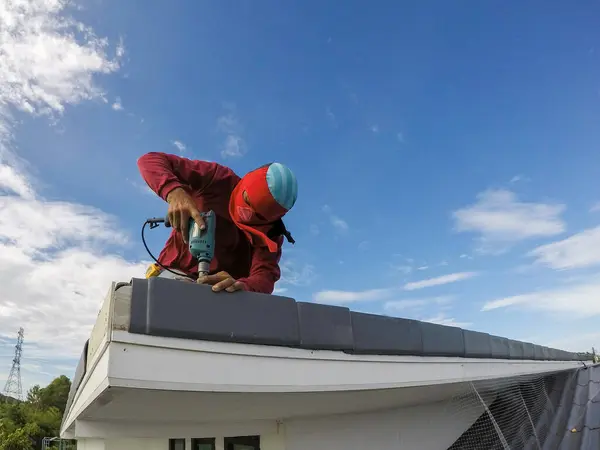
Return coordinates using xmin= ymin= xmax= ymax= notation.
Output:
xmin=447 ymin=370 xmax=579 ymax=450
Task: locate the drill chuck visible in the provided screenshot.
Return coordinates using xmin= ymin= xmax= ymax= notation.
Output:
xmin=188 ymin=211 xmax=216 ymax=276
xmin=197 ymin=261 xmax=210 ymax=277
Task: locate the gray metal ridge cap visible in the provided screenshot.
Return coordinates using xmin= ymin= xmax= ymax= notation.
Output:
xmin=119 ymin=277 xmax=590 ymax=361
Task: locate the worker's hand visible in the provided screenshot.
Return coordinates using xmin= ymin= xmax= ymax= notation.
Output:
xmin=197 ymin=271 xmax=246 ymax=293
xmin=166 ymin=188 xmax=205 ymax=243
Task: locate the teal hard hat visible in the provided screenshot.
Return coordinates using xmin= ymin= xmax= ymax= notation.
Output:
xmin=266 ymin=162 xmax=298 ymax=210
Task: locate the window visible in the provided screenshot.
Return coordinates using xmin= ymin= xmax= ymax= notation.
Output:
xmin=169 ymin=439 xmax=185 ymax=450
xmin=224 ymin=436 xmax=260 ymax=450
xmin=191 ymin=438 xmax=216 ymax=450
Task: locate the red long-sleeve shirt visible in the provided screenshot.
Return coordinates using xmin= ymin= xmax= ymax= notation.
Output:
xmin=137 ymin=152 xmax=282 ymax=294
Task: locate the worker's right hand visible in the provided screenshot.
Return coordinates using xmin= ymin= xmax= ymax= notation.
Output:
xmin=166 ymin=188 xmax=205 ymax=243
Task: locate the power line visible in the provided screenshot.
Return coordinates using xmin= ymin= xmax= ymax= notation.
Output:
xmin=3 ymin=327 xmax=24 ymax=401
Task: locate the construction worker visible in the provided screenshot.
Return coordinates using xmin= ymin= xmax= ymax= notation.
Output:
xmin=137 ymin=152 xmax=298 ymax=294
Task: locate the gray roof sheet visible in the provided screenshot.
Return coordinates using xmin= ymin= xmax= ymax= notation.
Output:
xmin=449 ymin=364 xmax=600 ymax=449
xmin=128 ymin=277 xmax=588 ymax=362
xmin=552 ymin=364 xmax=600 ymax=450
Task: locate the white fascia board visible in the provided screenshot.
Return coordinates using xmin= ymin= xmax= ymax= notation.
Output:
xmin=60 ymin=339 xmax=111 ymax=436
xmin=107 ymin=331 xmax=583 ymax=393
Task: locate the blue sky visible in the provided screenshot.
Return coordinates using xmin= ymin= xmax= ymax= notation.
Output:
xmin=1 ymin=0 xmax=600 ymax=393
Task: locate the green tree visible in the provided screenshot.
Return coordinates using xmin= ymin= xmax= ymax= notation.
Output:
xmin=4 ymin=404 xmax=26 ymax=430
xmin=24 ymin=388 xmax=42 ymax=411
xmin=24 ymin=376 xmax=70 ymax=414
xmin=24 ymin=407 xmax=61 ymax=441
xmin=0 ymin=375 xmax=72 ymax=450
xmin=37 ymin=376 xmax=70 ymax=413
xmin=0 ymin=423 xmax=41 ymax=450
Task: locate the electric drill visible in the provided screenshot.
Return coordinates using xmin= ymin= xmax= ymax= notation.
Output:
xmin=145 ymin=210 xmax=216 ymax=278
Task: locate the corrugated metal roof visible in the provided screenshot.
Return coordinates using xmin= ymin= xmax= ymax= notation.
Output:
xmin=551 ymin=364 xmax=600 ymax=449
xmin=449 ymin=364 xmax=600 ymax=450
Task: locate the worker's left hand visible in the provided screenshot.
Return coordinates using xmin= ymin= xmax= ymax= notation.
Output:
xmin=197 ymin=271 xmax=246 ymax=293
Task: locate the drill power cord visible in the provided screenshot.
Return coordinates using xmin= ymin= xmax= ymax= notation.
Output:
xmin=142 ymin=214 xmax=295 ymax=280
xmin=141 ymin=218 xmax=191 ymax=279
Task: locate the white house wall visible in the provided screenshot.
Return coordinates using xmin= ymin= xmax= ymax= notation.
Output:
xmin=74 ymin=438 xmax=170 ymax=450
xmin=104 ymin=438 xmax=166 ymax=450
xmin=77 ymin=434 xmax=285 ymax=450
xmin=76 ymin=439 xmax=108 ymax=450
xmin=72 ymin=396 xmax=486 ymax=450
xmin=285 ymin=400 xmax=486 ymax=450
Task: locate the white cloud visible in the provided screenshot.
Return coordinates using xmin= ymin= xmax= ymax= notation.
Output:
xmin=0 ymin=0 xmax=122 ymax=122
xmin=0 ymin=168 xmax=148 ymax=361
xmin=112 ymin=97 xmax=123 ymax=111
xmin=481 ymin=276 xmax=600 ymax=317
xmin=358 ymin=240 xmax=370 ymax=251
xmin=422 ymin=313 xmax=471 ymax=328
xmin=384 ymin=297 xmax=469 ymax=328
xmin=590 ymin=202 xmax=600 ymax=213
xmin=417 ymin=265 xmax=428 ymax=271
xmin=396 ymin=132 xmax=404 ymax=143
xmin=384 ymin=296 xmax=453 ymax=313
xmin=172 ymin=140 xmax=186 ymax=153
xmin=528 ymin=226 xmax=600 ymax=270
xmin=309 ymin=224 xmax=320 ymax=235
xmin=115 ymin=38 xmax=126 ymax=59
xmin=384 ymin=299 xmax=429 ymax=311
xmin=0 ymin=164 xmax=35 ymax=199
xmin=0 ymin=0 xmax=142 ymax=382
xmin=313 ymin=288 xmax=394 ymax=305
xmin=217 ymin=107 xmax=246 ymax=158
xmin=509 ymin=174 xmax=530 ymax=184
xmin=390 ymin=264 xmax=412 ymax=275
xmin=127 ymin=178 xmax=156 ymax=197
xmin=330 ymin=216 xmax=349 ymax=232
xmin=509 ymin=175 xmax=522 ymax=184
xmin=222 ymin=135 xmax=246 ymax=158
xmin=216 ymin=111 xmax=238 ymax=132
xmin=273 ymin=287 xmax=288 ymax=295
xmin=322 ymin=204 xmax=349 ymax=233
xmin=0 ymin=196 xmax=128 ymax=251
xmin=453 ymin=189 xmax=565 ymax=252
xmin=278 ymin=259 xmax=316 ymax=287
xmin=370 ymin=124 xmax=379 ymax=134
xmin=403 ymin=272 xmax=478 ymax=291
